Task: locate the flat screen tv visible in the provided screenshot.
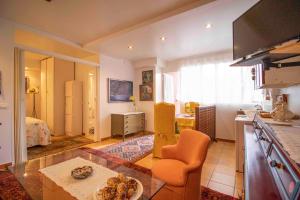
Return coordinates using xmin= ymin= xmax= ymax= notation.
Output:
xmin=233 ymin=0 xmax=300 ymax=60
xmin=108 ymin=79 xmax=133 ymax=102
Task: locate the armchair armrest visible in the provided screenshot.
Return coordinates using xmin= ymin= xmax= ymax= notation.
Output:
xmin=183 ymin=161 xmax=202 ymax=174
xmin=161 ymin=145 xmax=178 ymax=159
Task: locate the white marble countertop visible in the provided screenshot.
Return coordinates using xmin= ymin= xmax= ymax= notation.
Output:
xmin=270 ymin=124 xmax=300 ymax=164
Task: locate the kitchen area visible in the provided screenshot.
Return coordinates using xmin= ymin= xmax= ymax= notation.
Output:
xmin=234 ymin=51 xmax=300 ymax=199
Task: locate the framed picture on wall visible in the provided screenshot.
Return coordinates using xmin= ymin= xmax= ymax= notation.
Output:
xmin=142 ymin=70 xmax=153 ymax=84
xmin=108 ymin=78 xmax=133 ymax=102
xmin=139 ymin=84 xmax=153 ymax=101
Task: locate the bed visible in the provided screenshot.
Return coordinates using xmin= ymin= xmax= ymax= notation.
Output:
xmin=26 ymin=117 xmax=51 ymax=148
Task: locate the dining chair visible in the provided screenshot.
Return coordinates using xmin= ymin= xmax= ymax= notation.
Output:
xmin=152 ymin=129 xmax=210 ymax=200
xmin=184 ymin=101 xmax=200 ymax=114
xmin=153 ymin=102 xmax=177 ymax=158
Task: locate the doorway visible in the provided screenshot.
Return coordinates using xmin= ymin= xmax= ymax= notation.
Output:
xmin=15 ymin=49 xmax=100 ymax=162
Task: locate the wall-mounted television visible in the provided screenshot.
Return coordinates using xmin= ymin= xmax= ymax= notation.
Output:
xmin=233 ymin=0 xmax=300 ymax=61
xmin=108 ymin=78 xmax=133 ymax=102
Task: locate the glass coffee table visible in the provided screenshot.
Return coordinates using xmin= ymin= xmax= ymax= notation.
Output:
xmin=9 ymin=148 xmax=165 ymax=200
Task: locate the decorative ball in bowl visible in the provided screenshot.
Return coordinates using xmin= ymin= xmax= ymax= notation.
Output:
xmin=71 ymin=166 xmax=93 ymax=179
xmin=94 ymin=173 xmax=143 ymax=200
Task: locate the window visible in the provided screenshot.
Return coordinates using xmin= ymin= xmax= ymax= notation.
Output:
xmin=178 ymin=61 xmax=261 ymax=104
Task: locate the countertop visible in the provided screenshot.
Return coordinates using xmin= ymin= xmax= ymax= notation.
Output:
xmin=239 ymin=110 xmax=300 ymax=164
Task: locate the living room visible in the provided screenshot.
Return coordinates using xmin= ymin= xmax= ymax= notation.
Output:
xmin=0 ymin=0 xmax=300 ymax=200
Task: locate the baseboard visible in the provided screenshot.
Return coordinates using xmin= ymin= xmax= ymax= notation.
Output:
xmin=143 ymin=131 xmax=154 ymax=135
xmin=101 ymin=131 xmax=154 ymax=141
xmin=100 ymin=136 xmax=111 ymax=141
xmin=0 ymin=162 xmax=12 ymax=170
xmin=216 ymin=138 xmax=235 ymax=143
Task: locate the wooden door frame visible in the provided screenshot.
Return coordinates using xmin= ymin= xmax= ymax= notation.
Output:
xmin=13 ymin=46 xmax=100 ymax=164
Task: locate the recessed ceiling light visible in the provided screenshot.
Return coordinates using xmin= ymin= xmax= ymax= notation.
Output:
xmin=128 ymin=45 xmax=133 ymax=50
xmin=160 ymin=36 xmax=166 ymax=41
xmin=206 ymin=23 xmax=212 ymax=29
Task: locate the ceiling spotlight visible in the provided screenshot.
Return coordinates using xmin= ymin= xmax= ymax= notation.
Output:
xmin=128 ymin=45 xmax=133 ymax=50
xmin=160 ymin=36 xmax=166 ymax=41
xmin=206 ymin=23 xmax=212 ymax=29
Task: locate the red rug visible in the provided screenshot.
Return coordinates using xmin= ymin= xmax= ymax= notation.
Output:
xmin=0 ymin=171 xmax=31 ymax=200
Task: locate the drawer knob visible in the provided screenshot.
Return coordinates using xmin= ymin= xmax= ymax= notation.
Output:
xmin=259 ymin=135 xmax=267 ymax=141
xmin=270 ymin=160 xmax=284 ymax=169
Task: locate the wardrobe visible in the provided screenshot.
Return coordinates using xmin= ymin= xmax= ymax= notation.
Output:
xmin=65 ymin=81 xmax=83 ymax=136
xmin=40 ymin=57 xmax=74 ymax=136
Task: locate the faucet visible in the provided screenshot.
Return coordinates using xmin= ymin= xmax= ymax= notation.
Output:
xmin=254 ymin=104 xmax=263 ymax=111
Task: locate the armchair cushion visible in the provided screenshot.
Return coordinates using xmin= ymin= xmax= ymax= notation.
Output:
xmin=161 ymin=145 xmax=177 ymax=159
xmin=152 ymin=159 xmax=188 ymax=186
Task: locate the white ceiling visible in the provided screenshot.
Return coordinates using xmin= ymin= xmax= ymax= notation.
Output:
xmin=88 ymin=0 xmax=259 ymax=61
xmin=0 ymin=0 xmax=258 ymax=61
xmin=0 ymin=0 xmax=201 ymax=44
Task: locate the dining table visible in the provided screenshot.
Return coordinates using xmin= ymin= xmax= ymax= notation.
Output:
xmin=9 ymin=148 xmax=165 ymax=200
xmin=175 ymin=113 xmax=195 ymax=132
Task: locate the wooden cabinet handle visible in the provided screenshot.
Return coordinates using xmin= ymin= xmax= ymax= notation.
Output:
xmin=259 ymin=135 xmax=267 ymax=141
xmin=270 ymin=160 xmax=284 ymax=169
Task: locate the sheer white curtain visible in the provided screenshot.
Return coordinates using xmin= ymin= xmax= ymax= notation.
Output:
xmin=178 ymin=54 xmax=260 ymax=105
xmin=163 ymin=73 xmax=175 ymax=103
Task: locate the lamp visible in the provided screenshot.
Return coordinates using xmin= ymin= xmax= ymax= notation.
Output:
xmin=28 ymin=87 xmax=39 ymax=118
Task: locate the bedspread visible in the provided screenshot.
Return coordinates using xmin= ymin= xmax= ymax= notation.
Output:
xmin=26 ymin=117 xmax=51 ymax=147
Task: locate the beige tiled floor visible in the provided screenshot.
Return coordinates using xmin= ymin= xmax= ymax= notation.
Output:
xmin=84 ymin=136 xmax=243 ymax=198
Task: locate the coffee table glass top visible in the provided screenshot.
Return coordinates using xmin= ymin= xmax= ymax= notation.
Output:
xmin=9 ymin=149 xmax=165 ymax=200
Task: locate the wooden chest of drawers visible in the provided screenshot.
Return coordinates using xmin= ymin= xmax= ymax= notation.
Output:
xmin=111 ymin=112 xmax=145 ymax=140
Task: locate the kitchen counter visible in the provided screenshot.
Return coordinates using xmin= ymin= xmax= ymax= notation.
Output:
xmin=247 ymin=115 xmax=300 ymax=199
xmin=257 ymin=116 xmax=300 ymax=165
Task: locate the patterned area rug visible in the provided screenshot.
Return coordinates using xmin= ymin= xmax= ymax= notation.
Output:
xmin=27 ymin=136 xmax=94 ymax=160
xmin=88 ymin=135 xmax=154 ymax=162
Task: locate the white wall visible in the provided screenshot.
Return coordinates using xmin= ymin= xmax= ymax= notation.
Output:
xmin=25 ymin=69 xmax=41 ymax=118
xmin=133 ymin=58 xmax=159 ymax=132
xmin=99 ymin=55 xmax=136 ymax=139
xmin=75 ymin=63 xmax=97 ymax=136
xmin=283 ymin=84 xmax=300 ymax=116
xmin=0 ymin=18 xmax=15 ymax=165
xmin=25 ymin=56 xmax=41 ymax=118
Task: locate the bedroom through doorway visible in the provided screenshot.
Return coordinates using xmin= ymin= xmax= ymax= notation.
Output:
xmin=24 ymin=51 xmax=97 ymax=160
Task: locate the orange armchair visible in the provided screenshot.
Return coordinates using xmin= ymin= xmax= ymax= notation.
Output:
xmin=152 ymin=129 xmax=210 ymax=200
